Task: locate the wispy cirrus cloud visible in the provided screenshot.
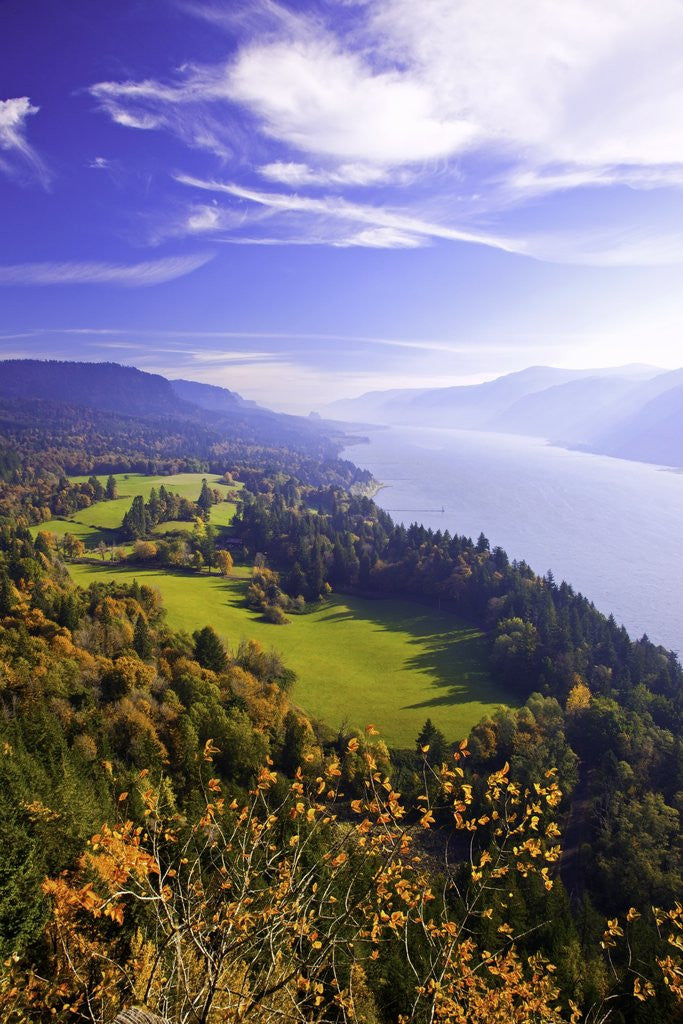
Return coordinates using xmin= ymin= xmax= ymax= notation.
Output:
xmin=0 ymin=325 xmax=502 ymax=356
xmin=91 ymin=1 xmax=683 ymax=181
xmin=257 ymin=161 xmax=402 ymax=188
xmin=88 ymin=0 xmax=683 ymax=265
xmin=0 ymin=253 xmax=213 ymax=287
xmin=0 ymin=97 xmax=50 ymax=187
xmin=173 ymin=176 xmax=683 ymax=266
xmin=174 ymin=174 xmax=524 ymax=253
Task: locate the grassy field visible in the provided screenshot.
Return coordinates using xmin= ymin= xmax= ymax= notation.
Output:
xmin=70 ymin=473 xmax=239 ymax=530
xmin=30 ymin=473 xmax=240 ymax=547
xmin=151 ymin=520 xmax=193 ymax=536
xmin=28 ymin=518 xmax=110 ymax=547
xmin=68 ymin=561 xmax=511 ymax=747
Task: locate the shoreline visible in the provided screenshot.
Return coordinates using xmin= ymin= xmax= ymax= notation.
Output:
xmin=349 ymin=477 xmax=386 ymax=500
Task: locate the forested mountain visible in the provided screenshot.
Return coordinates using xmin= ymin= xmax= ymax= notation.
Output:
xmin=0 ymin=360 xmax=188 ymax=419
xmin=0 ymin=358 xmax=341 ymax=443
xmin=326 ymin=363 xmax=683 ymax=467
xmin=170 ymin=376 xmax=260 ymax=412
xmin=0 ymin=360 xmax=370 ymax=496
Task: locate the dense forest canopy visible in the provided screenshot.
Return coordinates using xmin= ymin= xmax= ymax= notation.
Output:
xmin=0 ymin=360 xmax=680 ymax=1022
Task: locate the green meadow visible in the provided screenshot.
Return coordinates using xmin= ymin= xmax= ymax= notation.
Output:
xmin=30 ymin=473 xmax=240 ymax=547
xmin=32 ymin=471 xmax=511 ymax=745
xmin=29 ymin=518 xmax=112 ymax=549
xmin=68 ymin=561 xmax=511 ymax=748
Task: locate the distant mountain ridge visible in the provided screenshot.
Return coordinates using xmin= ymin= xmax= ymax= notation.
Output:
xmin=0 ymin=359 xmax=342 ymax=456
xmin=588 ymin=380 xmax=683 ymax=466
xmin=170 ymin=377 xmax=260 ymax=413
xmin=0 ymin=360 xmax=187 ymax=419
xmin=325 ymin=364 xmax=683 ymax=468
xmin=0 ymin=359 xmax=282 ymax=425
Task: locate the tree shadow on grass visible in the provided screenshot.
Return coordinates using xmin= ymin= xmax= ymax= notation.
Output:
xmin=71 ymin=562 xmax=265 ymax=623
xmin=317 ymin=595 xmax=513 ymax=712
xmin=37 ymin=523 xmax=117 ymax=550
xmin=401 ymin=630 xmax=509 ymax=711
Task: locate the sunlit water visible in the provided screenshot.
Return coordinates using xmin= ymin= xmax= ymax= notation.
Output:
xmin=341 ymin=426 xmax=683 ymax=655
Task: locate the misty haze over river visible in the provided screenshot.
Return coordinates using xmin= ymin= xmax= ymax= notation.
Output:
xmin=341 ymin=426 xmax=683 ymax=655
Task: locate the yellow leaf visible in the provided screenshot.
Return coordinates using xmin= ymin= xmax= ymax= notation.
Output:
xmin=203 ymin=739 xmax=221 ymax=762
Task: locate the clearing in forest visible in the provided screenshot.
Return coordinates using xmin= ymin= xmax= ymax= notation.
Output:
xmin=69 ymin=561 xmax=512 ymax=747
xmin=30 ymin=472 xmax=240 ymax=543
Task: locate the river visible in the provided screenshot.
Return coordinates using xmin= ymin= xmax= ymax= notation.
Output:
xmin=341 ymin=426 xmax=683 ymax=654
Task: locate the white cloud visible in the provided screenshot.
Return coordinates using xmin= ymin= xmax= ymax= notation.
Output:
xmin=0 ymin=253 xmax=212 ymax=287
xmin=368 ymin=0 xmax=683 ymax=171
xmin=0 ymin=97 xmax=49 ymax=186
xmin=525 ymin=227 xmax=683 ymax=268
xmin=335 ymin=227 xmax=425 ymax=249
xmin=175 ymin=174 xmax=523 ymax=253
xmin=94 ymin=0 xmax=683 ymax=181
xmin=90 ymin=1 xmax=683 ymax=264
xmin=258 ymin=161 xmax=398 ymax=187
xmin=186 ymin=205 xmax=222 ymax=232
xmin=89 ymin=74 xmax=234 ymax=157
xmin=228 ymin=37 xmax=478 ymax=165
xmin=177 ymin=175 xmax=683 ymax=266
xmin=0 ymin=325 xmax=499 ymax=356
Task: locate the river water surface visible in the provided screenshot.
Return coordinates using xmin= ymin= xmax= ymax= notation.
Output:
xmin=341 ymin=426 xmax=683 ymax=654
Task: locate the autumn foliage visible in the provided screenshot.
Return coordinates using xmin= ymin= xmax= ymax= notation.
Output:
xmin=2 ymin=735 xmax=680 ymax=1024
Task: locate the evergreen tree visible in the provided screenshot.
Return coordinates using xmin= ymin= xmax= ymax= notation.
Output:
xmin=198 ymin=525 xmax=216 ymax=570
xmin=147 ymin=487 xmax=160 ymax=527
xmin=133 ymin=614 xmax=153 ymax=660
xmin=0 ymin=814 xmax=47 ymax=958
xmin=416 ymin=718 xmax=448 ymax=765
xmin=193 ymin=625 xmax=228 ymax=673
xmin=105 ymin=475 xmax=117 ymax=500
xmin=158 ymin=484 xmax=169 ymax=519
xmin=197 ymin=478 xmax=214 ymax=519
xmin=88 ymin=476 xmax=105 ymax=501
xmin=280 ymin=710 xmax=309 ymax=774
xmin=56 ymin=593 xmax=80 ymax=632
xmin=286 ymin=562 xmax=307 ymax=598
xmin=0 ymin=574 xmax=15 ymax=616
xmin=122 ymin=494 xmax=149 ymax=539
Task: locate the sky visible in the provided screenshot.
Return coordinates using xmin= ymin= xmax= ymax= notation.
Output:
xmin=2 ymin=0 xmax=683 ymax=412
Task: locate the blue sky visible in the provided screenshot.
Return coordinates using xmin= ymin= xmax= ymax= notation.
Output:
xmin=2 ymin=0 xmax=683 ymax=411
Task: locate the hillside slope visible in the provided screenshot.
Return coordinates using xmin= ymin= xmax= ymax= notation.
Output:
xmin=588 ymin=381 xmax=683 ymax=466
xmin=170 ymin=376 xmax=259 ymax=412
xmin=326 ymin=363 xmax=683 ymax=467
xmin=0 ymin=359 xmax=366 ymax=479
xmin=0 ymin=359 xmax=188 ymax=418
